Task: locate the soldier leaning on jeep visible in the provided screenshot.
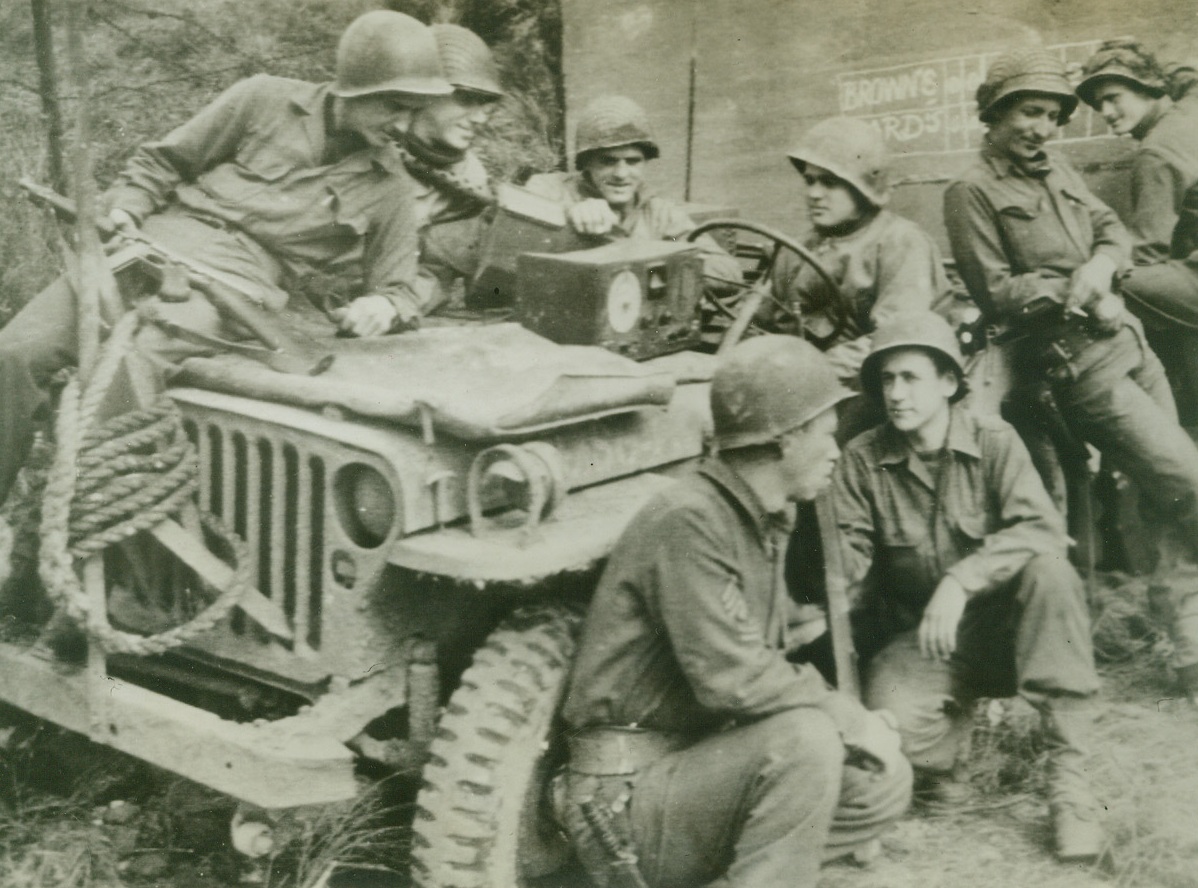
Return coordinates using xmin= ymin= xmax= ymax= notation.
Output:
xmin=0 ymin=12 xmax=495 ymax=520
xmin=1076 ymin=39 xmax=1198 ymax=425
xmin=943 ymin=47 xmax=1198 ymax=702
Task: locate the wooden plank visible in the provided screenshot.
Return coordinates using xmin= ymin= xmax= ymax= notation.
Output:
xmin=0 ymin=642 xmax=355 ymax=809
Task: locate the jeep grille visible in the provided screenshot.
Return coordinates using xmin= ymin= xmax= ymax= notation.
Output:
xmin=186 ymin=419 xmax=326 ymax=653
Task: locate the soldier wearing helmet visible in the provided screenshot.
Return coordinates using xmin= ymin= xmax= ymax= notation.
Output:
xmin=402 ymin=23 xmax=505 ymax=313
xmin=0 ymin=11 xmax=452 ymax=521
xmin=1078 ymin=40 xmax=1198 ymax=424
xmin=559 ymin=336 xmax=911 ymax=888
xmin=766 ymin=116 xmax=951 ymax=438
xmin=524 ymin=95 xmax=740 ymax=281
xmin=945 ymin=48 xmax=1198 ymax=706
xmin=833 ymin=310 xmax=1103 ymax=862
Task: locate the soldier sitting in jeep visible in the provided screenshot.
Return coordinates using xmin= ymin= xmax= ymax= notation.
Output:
xmin=763 ymin=117 xmax=952 ymax=441
xmin=523 ymin=94 xmax=742 ymax=282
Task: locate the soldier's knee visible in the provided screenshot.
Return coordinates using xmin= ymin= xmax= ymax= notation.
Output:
xmin=1020 ymin=554 xmax=1086 ymax=611
xmin=758 ymin=708 xmax=844 ymax=776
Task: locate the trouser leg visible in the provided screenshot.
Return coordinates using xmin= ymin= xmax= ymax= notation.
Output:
xmin=863 ymin=631 xmax=971 ymax=776
xmin=1005 ymin=555 xmax=1102 ymax=810
xmin=1055 ymin=327 xmax=1198 ymax=669
xmin=1122 ymin=261 xmax=1198 ymax=425
xmin=1005 ymin=554 xmax=1100 ymax=698
xmin=0 ymin=276 xmax=80 ymax=506
xmin=618 ymin=710 xmax=843 ymax=888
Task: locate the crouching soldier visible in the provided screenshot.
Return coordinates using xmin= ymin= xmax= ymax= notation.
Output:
xmin=524 ymin=94 xmax=741 ymax=281
xmin=557 ymin=336 xmax=912 ymax=888
xmin=832 ymin=311 xmax=1104 ymax=863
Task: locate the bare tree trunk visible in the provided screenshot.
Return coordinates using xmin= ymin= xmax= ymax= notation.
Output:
xmin=30 ymin=0 xmax=66 ymax=194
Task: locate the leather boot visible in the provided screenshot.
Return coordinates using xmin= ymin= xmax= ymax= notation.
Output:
xmin=1035 ymin=695 xmax=1105 ymax=864
xmin=914 ymin=708 xmax=974 ymax=806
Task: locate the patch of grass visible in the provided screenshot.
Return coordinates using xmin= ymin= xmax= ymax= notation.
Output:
xmin=258 ymin=781 xmax=411 ymax=888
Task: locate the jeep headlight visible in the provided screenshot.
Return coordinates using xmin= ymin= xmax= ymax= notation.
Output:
xmin=334 ymin=463 xmax=397 ymax=548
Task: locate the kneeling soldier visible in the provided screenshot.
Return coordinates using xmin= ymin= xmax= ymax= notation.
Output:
xmin=833 ymin=310 xmax=1104 ymax=863
xmin=558 ymin=336 xmax=912 ymax=888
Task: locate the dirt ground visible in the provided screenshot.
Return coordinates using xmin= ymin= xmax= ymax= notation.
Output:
xmin=3 ymin=572 xmax=1197 ymax=888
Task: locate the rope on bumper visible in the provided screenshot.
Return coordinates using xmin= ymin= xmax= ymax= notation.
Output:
xmin=38 ymin=312 xmax=251 ymax=656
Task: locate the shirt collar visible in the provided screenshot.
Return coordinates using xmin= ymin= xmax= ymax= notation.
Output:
xmin=697 ymin=458 xmax=792 ymax=543
xmin=1132 ymin=96 xmax=1171 ymax=141
xmin=875 ymin=406 xmax=982 ymax=467
xmin=980 ymin=143 xmax=1055 ymax=180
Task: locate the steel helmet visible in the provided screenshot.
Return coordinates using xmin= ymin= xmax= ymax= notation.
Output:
xmin=711 ymin=336 xmax=851 ymax=451
xmin=860 ymin=310 xmax=968 ymax=403
xmin=331 ymin=11 xmax=452 ymax=101
xmin=432 ymin=23 xmax=504 ymax=99
xmin=573 ymin=95 xmax=660 ymax=169
xmin=1077 ymin=39 xmax=1168 ymax=108
xmin=787 ymin=117 xmax=891 ymax=208
xmin=976 ymin=48 xmax=1079 ymax=124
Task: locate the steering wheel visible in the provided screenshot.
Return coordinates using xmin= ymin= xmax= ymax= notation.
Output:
xmin=687 ymin=219 xmax=853 ymax=353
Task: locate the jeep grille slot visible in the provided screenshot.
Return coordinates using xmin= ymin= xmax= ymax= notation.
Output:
xmin=187 ymin=420 xmax=326 ymax=652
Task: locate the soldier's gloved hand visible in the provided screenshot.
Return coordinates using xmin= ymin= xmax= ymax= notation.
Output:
xmin=566 ymin=198 xmax=619 ymax=236
xmin=1065 ymin=253 xmax=1119 ymax=316
xmin=108 ymin=208 xmax=139 ymax=235
xmin=844 ymin=708 xmax=904 ymax=776
xmin=332 ymin=294 xmax=401 ymax=338
xmin=919 ymin=575 xmax=967 ymax=662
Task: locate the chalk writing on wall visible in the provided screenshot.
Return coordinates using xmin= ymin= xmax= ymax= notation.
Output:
xmin=837 ymin=40 xmax=1115 ymax=155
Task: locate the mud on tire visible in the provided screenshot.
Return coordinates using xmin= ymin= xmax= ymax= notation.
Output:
xmin=412 ymin=604 xmax=581 ymax=888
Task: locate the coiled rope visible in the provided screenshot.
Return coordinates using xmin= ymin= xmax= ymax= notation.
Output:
xmin=38 ymin=312 xmax=251 ymax=656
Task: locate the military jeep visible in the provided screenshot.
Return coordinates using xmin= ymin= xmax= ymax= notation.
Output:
xmin=0 ymin=209 xmax=801 ymax=887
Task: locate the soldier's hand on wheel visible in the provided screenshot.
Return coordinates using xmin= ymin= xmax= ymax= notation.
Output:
xmin=566 ymin=198 xmax=619 ymax=236
xmin=1065 ymin=253 xmax=1119 ymax=315
xmin=919 ymin=576 xmax=967 ymax=662
xmin=332 ymin=295 xmax=401 ymax=338
xmin=108 ymin=208 xmax=139 ymax=235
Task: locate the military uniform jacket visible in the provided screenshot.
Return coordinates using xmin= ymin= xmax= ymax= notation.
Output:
xmin=943 ymin=146 xmax=1131 ymax=321
xmin=104 ymin=74 xmax=427 ymax=316
xmin=1127 ymin=95 xmax=1198 ymax=264
xmin=769 ymin=209 xmax=952 ymax=383
xmin=563 ymin=459 xmax=863 ymax=739
xmin=832 ymin=407 xmax=1068 ymax=633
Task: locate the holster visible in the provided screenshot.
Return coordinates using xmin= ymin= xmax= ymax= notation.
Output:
xmin=553 ymin=727 xmax=691 ymax=888
xmin=1034 ymin=317 xmax=1117 ymax=382
xmin=567 ymin=726 xmax=690 ymax=776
